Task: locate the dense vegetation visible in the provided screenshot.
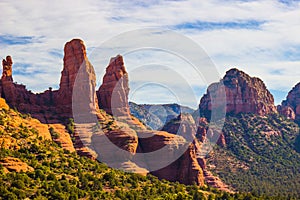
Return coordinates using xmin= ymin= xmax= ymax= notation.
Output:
xmin=207 ymin=113 xmax=300 ymax=199
xmin=0 ymin=103 xmax=265 ymax=200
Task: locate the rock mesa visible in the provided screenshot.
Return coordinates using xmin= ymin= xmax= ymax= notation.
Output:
xmin=199 ymin=68 xmax=277 ymax=119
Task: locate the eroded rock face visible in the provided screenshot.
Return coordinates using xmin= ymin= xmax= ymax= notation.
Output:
xmin=150 ymin=143 xmax=204 ymax=186
xmin=162 ymin=113 xmax=196 ymax=142
xmin=57 ymin=39 xmax=97 ymax=118
xmin=0 ymin=157 xmax=34 ymax=173
xmin=137 ymin=130 xmax=204 ymax=186
xmin=95 ymin=56 xmax=205 ymax=185
xmin=0 ymin=43 xmax=205 ymax=186
xmin=0 ymin=39 xmax=97 ymax=123
xmin=278 ymin=105 xmax=296 ymax=120
xmin=199 ymin=68 xmax=277 ymax=119
xmin=97 ymin=55 xmax=130 ymax=117
xmin=196 ymin=117 xmax=226 ymax=147
xmin=0 ymin=39 xmax=97 ymax=154
xmin=2 ymin=56 xmax=13 ymax=81
xmin=280 ymin=83 xmax=300 ymax=122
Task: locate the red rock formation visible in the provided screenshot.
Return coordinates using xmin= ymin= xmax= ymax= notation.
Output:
xmin=196 ymin=117 xmax=226 ymax=147
xmin=162 ymin=113 xmax=197 ymax=142
xmin=57 ymin=39 xmax=97 ymax=119
xmin=137 ymin=130 xmax=204 ymax=186
xmin=0 ymin=157 xmax=34 ymax=173
xmin=199 ymin=68 xmax=277 ymax=119
xmin=94 ymin=55 xmax=205 ymax=185
xmin=0 ymin=39 xmax=97 ymax=123
xmin=97 ymin=55 xmax=130 ymax=117
xmin=1 ymin=56 xmax=17 ymax=105
xmin=2 ymin=56 xmax=13 ymax=81
xmin=278 ymin=105 xmax=296 ymax=120
xmin=280 ymin=83 xmax=300 ymax=122
xmin=0 ymin=42 xmax=206 ymax=186
xmin=202 ymin=169 xmax=233 ymax=193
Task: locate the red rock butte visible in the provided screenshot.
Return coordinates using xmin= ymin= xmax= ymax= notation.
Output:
xmin=199 ymin=68 xmax=277 ymax=119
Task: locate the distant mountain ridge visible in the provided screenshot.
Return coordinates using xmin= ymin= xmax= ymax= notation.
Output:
xmin=129 ymin=102 xmax=195 ymax=130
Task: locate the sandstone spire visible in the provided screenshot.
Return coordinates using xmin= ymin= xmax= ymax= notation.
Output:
xmin=2 ymin=56 xmax=13 ymax=82
xmin=97 ymin=55 xmax=130 ymax=117
xmin=56 ymin=39 xmax=97 ymax=117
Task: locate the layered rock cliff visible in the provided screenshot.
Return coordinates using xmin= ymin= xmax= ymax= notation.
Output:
xmin=279 ymin=83 xmax=300 ymax=122
xmin=199 ymin=68 xmax=277 ymax=119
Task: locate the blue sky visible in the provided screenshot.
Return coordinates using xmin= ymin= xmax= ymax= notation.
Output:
xmin=0 ymin=0 xmax=300 ymax=108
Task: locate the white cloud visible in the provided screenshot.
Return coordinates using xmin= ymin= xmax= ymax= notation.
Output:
xmin=0 ymin=0 xmax=299 ymax=107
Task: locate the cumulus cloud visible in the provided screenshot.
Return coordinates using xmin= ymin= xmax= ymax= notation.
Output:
xmin=0 ymin=0 xmax=299 ymax=107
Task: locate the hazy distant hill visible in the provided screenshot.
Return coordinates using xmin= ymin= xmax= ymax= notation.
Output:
xmin=129 ymin=102 xmax=195 ymax=130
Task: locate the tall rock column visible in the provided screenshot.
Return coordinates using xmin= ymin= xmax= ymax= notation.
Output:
xmin=1 ymin=56 xmax=16 ymax=104
xmin=97 ymin=55 xmax=130 ymax=117
xmin=2 ymin=56 xmax=13 ymax=82
xmin=56 ymin=39 xmax=97 ymax=118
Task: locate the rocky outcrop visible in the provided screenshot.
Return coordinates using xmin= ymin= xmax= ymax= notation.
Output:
xmin=57 ymin=39 xmax=97 ymax=119
xmin=2 ymin=56 xmax=13 ymax=81
xmin=50 ymin=124 xmax=76 ymax=152
xmin=162 ymin=113 xmax=196 ymax=142
xmin=0 ymin=39 xmax=98 ymax=155
xmin=202 ymin=169 xmax=233 ymax=193
xmin=199 ymin=68 xmax=277 ymax=119
xmin=0 ymin=157 xmax=34 ymax=173
xmin=0 ymin=39 xmax=97 ymax=124
xmin=279 ymin=83 xmax=300 ymax=122
xmin=94 ymin=55 xmax=205 ymax=185
xmin=0 ymin=41 xmax=206 ymax=186
xmin=1 ymin=56 xmax=18 ymax=105
xmin=97 ymin=55 xmax=130 ymax=117
xmin=278 ymin=105 xmax=296 ymax=120
xmin=137 ymin=130 xmax=204 ymax=185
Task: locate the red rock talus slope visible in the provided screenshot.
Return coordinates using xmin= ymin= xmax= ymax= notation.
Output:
xmin=279 ymin=82 xmax=300 ymax=121
xmin=199 ymin=68 xmax=277 ymax=119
